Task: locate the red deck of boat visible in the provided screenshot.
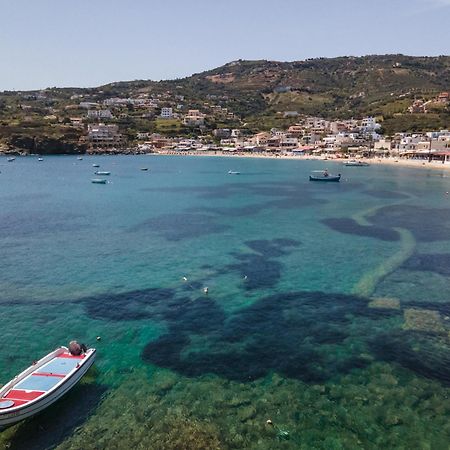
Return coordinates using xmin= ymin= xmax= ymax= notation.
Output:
xmin=1 ymin=353 xmax=83 ymax=409
xmin=3 ymin=389 xmax=45 ymax=407
xmin=32 ymin=372 xmax=65 ymax=378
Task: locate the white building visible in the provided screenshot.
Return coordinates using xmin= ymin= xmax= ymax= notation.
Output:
xmin=87 ymin=124 xmax=123 ymax=148
xmin=87 ymin=109 xmax=113 ymax=119
xmin=79 ymin=102 xmax=99 ymax=109
xmin=160 ymin=107 xmax=173 ymax=119
xmin=360 ymin=117 xmax=381 ymax=132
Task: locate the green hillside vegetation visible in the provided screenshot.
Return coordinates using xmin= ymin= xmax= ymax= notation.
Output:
xmin=1 ymin=55 xmax=449 ymax=152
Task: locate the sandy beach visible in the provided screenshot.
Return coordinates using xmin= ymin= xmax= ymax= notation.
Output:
xmin=155 ymin=150 xmax=450 ymax=172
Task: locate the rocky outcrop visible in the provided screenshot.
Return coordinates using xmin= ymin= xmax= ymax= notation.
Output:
xmin=8 ymin=135 xmax=87 ymax=155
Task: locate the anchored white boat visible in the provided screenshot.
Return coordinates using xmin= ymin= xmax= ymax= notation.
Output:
xmin=94 ymin=171 xmax=110 ymax=176
xmin=7 ymin=157 xmax=15 ymax=162
xmin=228 ymin=170 xmax=240 ymax=175
xmin=309 ymin=170 xmax=341 ymax=182
xmin=91 ymin=178 xmax=107 ymax=184
xmin=0 ymin=345 xmax=96 ymax=430
xmin=344 ymin=160 xmax=370 ymax=167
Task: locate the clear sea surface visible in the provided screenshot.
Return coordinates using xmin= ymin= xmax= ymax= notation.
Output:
xmin=0 ymin=155 xmax=449 ymax=449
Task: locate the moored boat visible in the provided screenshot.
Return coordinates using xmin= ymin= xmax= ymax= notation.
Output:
xmin=7 ymin=157 xmax=15 ymax=162
xmin=94 ymin=171 xmax=110 ymax=176
xmin=140 ymin=167 xmax=149 ymax=171
xmin=0 ymin=344 xmax=96 ymax=430
xmin=309 ymin=170 xmax=341 ymax=182
xmin=228 ymin=170 xmax=240 ymax=175
xmin=93 ymin=164 xmax=100 ymax=168
xmin=91 ymin=178 xmax=107 ymax=184
xmin=38 ymin=158 xmax=44 ymax=162
xmin=344 ymin=160 xmax=370 ymax=167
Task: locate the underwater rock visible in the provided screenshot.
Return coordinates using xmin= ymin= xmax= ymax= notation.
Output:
xmin=403 ymin=309 xmax=445 ymax=333
xmin=403 ymin=253 xmax=450 ymax=276
xmin=142 ymin=291 xmax=376 ymax=383
xmin=244 ymin=238 xmax=301 ymax=258
xmin=369 ymin=331 xmax=450 ymax=385
xmin=237 ymin=405 xmax=257 ymax=422
xmin=368 ymin=297 xmax=401 ymax=310
xmin=369 ymin=205 xmax=450 ymax=242
xmin=130 ymin=213 xmax=230 ymax=241
xmin=321 ymin=217 xmax=400 ymax=241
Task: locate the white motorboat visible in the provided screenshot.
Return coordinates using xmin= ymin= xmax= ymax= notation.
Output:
xmin=0 ymin=344 xmax=96 ymax=430
xmin=77 ymin=157 xmax=83 ymax=160
xmin=93 ymin=164 xmax=100 ymax=168
xmin=38 ymin=158 xmax=44 ymax=162
xmin=94 ymin=171 xmax=110 ymax=176
xmin=309 ymin=170 xmax=341 ymax=182
xmin=91 ymin=178 xmax=107 ymax=184
xmin=344 ymin=160 xmax=370 ymax=167
xmin=7 ymin=157 xmax=15 ymax=162
xmin=228 ymin=170 xmax=240 ymax=175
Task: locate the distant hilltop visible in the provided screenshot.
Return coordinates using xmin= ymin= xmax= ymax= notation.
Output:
xmin=0 ymin=55 xmax=449 ymax=154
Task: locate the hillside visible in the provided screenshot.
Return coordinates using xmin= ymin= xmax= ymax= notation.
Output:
xmin=1 ymin=55 xmax=449 ymax=152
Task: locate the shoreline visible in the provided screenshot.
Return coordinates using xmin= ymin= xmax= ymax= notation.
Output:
xmin=152 ymin=151 xmax=450 ymax=172
xmin=2 ymin=151 xmax=450 ymax=172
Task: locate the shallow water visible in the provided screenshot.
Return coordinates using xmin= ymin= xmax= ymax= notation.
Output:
xmin=0 ymin=155 xmax=449 ymax=449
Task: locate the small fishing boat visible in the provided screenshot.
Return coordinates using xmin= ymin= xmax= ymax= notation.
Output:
xmin=91 ymin=178 xmax=107 ymax=184
xmin=309 ymin=170 xmax=341 ymax=182
xmin=77 ymin=157 xmax=83 ymax=160
xmin=38 ymin=158 xmax=44 ymax=162
xmin=94 ymin=171 xmax=110 ymax=176
xmin=228 ymin=170 xmax=240 ymax=175
xmin=140 ymin=168 xmax=149 ymax=171
xmin=7 ymin=157 xmax=15 ymax=162
xmin=344 ymin=160 xmax=370 ymax=167
xmin=0 ymin=343 xmax=95 ymax=430
xmin=93 ymin=164 xmax=100 ymax=168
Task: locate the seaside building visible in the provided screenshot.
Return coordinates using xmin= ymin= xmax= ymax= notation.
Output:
xmin=87 ymin=124 xmax=124 ymax=149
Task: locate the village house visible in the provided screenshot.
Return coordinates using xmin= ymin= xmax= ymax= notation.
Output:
xmin=79 ymin=101 xmax=99 ymax=109
xmin=251 ymin=132 xmax=271 ymax=146
xmin=70 ymin=117 xmax=84 ymax=128
xmin=287 ymin=125 xmax=304 ymax=137
xmin=160 ymin=107 xmax=173 ymax=119
xmin=87 ymin=124 xmax=124 ymax=149
xmin=183 ymin=110 xmax=206 ymax=127
xmin=213 ymin=129 xmax=231 ymax=138
xmin=87 ymin=109 xmax=113 ymax=119
xmin=437 ymin=92 xmax=449 ymax=103
xmin=408 ymin=100 xmax=427 ymax=114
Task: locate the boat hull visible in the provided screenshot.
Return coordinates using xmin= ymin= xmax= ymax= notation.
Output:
xmin=0 ymin=349 xmax=95 ymax=430
xmin=309 ymin=175 xmax=341 ymax=182
xmin=344 ymin=163 xmax=369 ymax=167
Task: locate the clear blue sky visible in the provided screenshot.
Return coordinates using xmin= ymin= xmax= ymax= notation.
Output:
xmin=1 ymin=0 xmax=449 ymax=91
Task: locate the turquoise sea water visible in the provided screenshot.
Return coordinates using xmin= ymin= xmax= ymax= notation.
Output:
xmin=0 ymin=155 xmax=449 ymax=449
